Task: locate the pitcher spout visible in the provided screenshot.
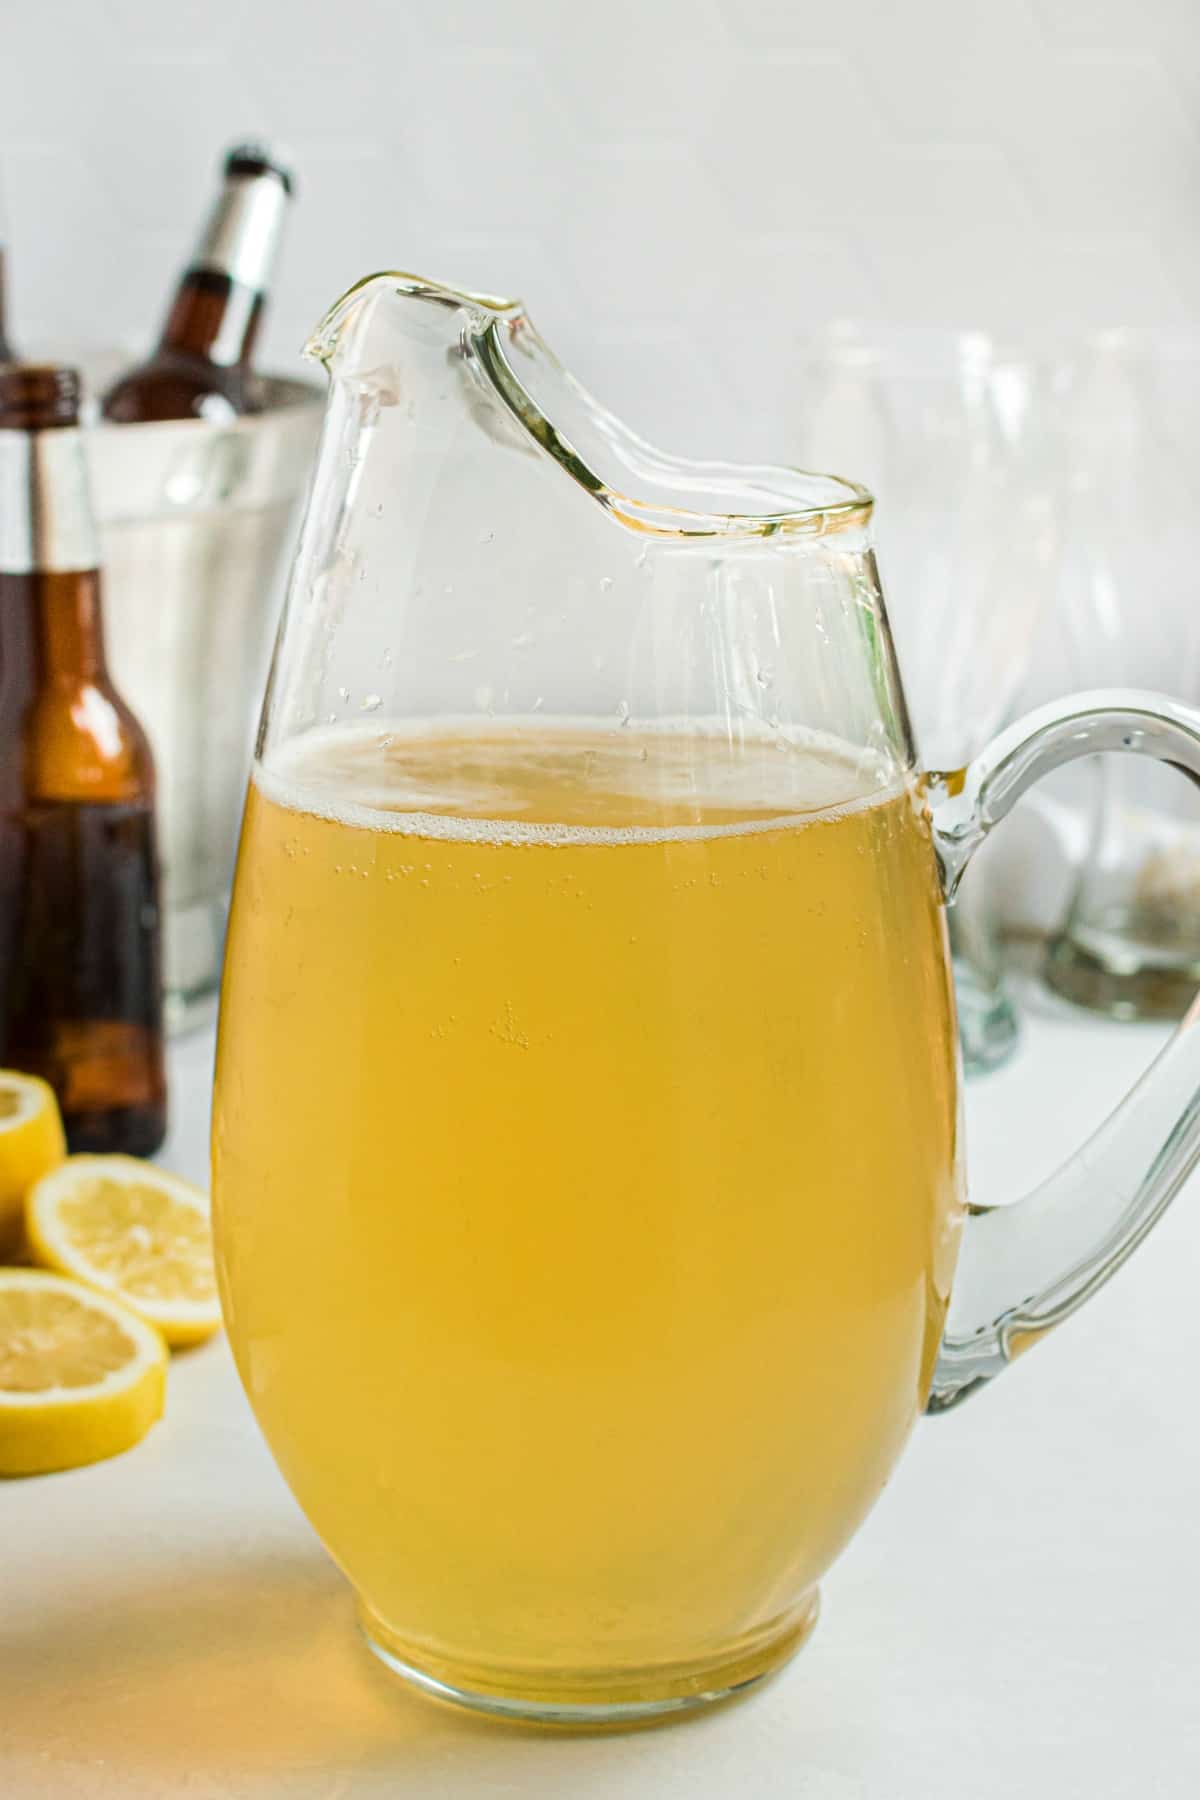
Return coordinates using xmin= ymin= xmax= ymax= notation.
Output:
xmin=301 ymin=270 xmax=871 ymax=542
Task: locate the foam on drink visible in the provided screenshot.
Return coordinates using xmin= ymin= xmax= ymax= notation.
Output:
xmin=256 ymin=716 xmax=903 ymax=845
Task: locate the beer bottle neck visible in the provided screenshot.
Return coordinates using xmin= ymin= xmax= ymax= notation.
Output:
xmin=160 ymin=171 xmax=287 ymax=367
xmin=38 ymin=568 xmax=108 ymax=682
xmin=159 ymin=269 xmax=264 ymax=369
xmin=0 ymin=569 xmax=110 ymax=715
xmin=0 ymin=425 xmax=108 ymax=700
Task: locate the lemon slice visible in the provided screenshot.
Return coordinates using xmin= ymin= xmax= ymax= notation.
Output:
xmin=27 ymin=1156 xmax=221 ymax=1348
xmin=0 ymin=1269 xmax=166 ymax=1475
xmin=0 ymin=1071 xmax=66 ymax=1258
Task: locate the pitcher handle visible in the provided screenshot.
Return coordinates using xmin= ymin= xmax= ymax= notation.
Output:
xmin=927 ymin=689 xmax=1200 ymax=1411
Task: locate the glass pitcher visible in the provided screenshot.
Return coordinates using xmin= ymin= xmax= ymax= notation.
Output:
xmin=212 ymin=274 xmax=1200 ymax=1728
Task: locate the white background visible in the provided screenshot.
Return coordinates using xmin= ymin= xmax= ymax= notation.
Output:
xmin=6 ymin=0 xmax=1200 ymax=458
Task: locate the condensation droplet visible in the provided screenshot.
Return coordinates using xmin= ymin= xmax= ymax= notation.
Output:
xmin=510 ymin=631 xmax=534 ymax=650
xmin=634 ymin=547 xmax=649 ymax=570
xmin=337 ymin=685 xmax=350 ymax=701
xmin=754 ymin=666 xmax=774 ymax=689
xmin=474 ymin=684 xmax=495 ymax=712
xmin=616 ymin=700 xmax=631 ymax=726
xmin=360 ymin=693 xmax=382 ymax=712
xmin=599 ymin=575 xmax=614 ymax=593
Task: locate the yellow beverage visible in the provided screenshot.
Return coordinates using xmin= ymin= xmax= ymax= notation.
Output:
xmin=212 ymin=723 xmax=962 ymax=1706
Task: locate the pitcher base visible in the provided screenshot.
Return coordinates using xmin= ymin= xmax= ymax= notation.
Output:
xmin=358 ymin=1591 xmax=820 ymax=1729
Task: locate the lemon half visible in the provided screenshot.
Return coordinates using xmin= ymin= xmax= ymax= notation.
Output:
xmin=0 ymin=1071 xmax=66 ymax=1256
xmin=27 ymin=1156 xmax=221 ymax=1347
xmin=0 ymin=1269 xmax=166 ymax=1475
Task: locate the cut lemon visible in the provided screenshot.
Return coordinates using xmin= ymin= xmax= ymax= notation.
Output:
xmin=0 ymin=1071 xmax=66 ymax=1258
xmin=27 ymin=1156 xmax=221 ymax=1348
xmin=0 ymin=1269 xmax=166 ymax=1475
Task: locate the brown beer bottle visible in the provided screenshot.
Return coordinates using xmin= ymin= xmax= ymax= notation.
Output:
xmin=0 ymin=365 xmax=166 ymax=1153
xmin=101 ymin=143 xmax=293 ymax=423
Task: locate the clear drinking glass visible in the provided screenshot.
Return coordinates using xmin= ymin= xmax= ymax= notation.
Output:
xmin=1045 ymin=329 xmax=1200 ymax=1017
xmin=212 ymin=274 xmax=1200 ymax=1727
xmin=794 ymin=327 xmax=1057 ymax=1069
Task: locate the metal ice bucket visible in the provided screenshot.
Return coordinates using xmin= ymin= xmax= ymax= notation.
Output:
xmin=81 ymin=366 xmax=322 ymax=1032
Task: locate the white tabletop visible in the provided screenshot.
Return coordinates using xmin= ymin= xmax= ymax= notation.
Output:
xmin=5 ymin=1010 xmax=1200 ymax=1799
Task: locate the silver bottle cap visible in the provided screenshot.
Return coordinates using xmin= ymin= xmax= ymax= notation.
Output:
xmin=192 ymin=165 xmax=290 ymax=294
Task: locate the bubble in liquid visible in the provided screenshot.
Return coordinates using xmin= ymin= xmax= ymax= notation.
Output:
xmin=360 ymin=694 xmax=382 ymax=712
